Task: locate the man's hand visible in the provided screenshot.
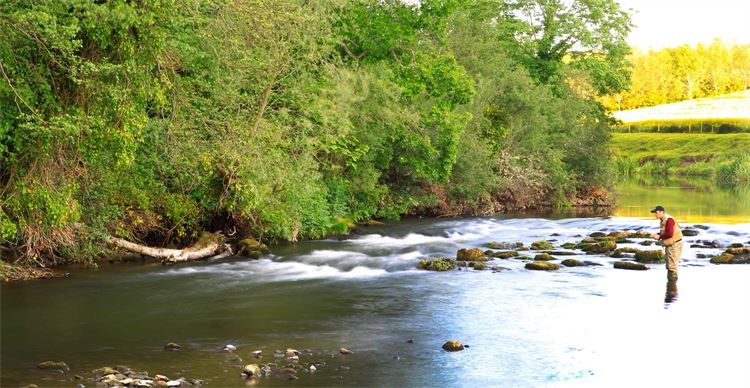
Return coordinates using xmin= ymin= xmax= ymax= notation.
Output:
xmin=651 ymin=233 xmax=660 ymax=240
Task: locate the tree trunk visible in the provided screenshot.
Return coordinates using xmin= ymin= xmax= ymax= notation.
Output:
xmin=108 ymin=232 xmax=225 ymax=264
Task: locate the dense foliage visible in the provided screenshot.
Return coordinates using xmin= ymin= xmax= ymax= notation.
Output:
xmin=601 ymin=40 xmax=750 ymax=111
xmin=0 ymin=0 xmax=629 ymax=266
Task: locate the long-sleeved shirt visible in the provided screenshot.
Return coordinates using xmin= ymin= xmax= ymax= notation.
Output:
xmin=660 ymin=218 xmax=675 ymax=240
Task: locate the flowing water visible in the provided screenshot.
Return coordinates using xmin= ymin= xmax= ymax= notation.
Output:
xmin=2 ymin=178 xmax=750 ymax=388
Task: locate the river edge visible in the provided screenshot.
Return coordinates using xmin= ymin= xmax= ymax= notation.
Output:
xmin=0 ymin=195 xmax=615 ymax=282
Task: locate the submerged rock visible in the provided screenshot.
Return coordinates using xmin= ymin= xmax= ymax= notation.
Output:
xmin=561 ymin=259 xmax=584 ymax=267
xmin=635 ymin=250 xmax=664 ymax=263
xmin=542 ymin=250 xmax=577 ymax=256
xmin=442 ymin=340 xmax=465 ymax=351
xmin=582 ymin=261 xmax=603 ymax=266
xmin=417 ymin=258 xmax=456 ymax=271
xmin=614 ymin=261 xmax=648 ymax=270
xmin=485 ymin=241 xmax=524 ymax=250
xmin=164 ymin=342 xmax=181 ymax=351
xmin=37 ymin=361 xmax=69 ymax=371
xmin=525 ymin=261 xmax=560 ymax=271
xmin=530 ymin=241 xmax=554 ymax=250
xmin=339 ymin=348 xmax=352 ymax=355
xmin=639 ymin=240 xmax=654 ymax=246
xmin=457 ymin=248 xmax=486 ymax=261
xmin=681 ymin=228 xmax=699 ymax=236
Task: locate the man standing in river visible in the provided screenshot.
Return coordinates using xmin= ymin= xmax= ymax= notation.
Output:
xmin=650 ymin=205 xmax=683 ymax=281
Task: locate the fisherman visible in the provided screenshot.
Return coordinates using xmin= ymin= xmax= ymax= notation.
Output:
xmin=650 ymin=205 xmax=683 ymax=281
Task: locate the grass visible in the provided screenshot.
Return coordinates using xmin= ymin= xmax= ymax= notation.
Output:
xmin=611 ymin=90 xmax=750 ymax=133
xmin=611 ymin=133 xmax=750 ymax=178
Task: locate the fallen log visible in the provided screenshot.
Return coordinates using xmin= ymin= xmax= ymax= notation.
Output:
xmin=107 ymin=232 xmax=225 ymax=264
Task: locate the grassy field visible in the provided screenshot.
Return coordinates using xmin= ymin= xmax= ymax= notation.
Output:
xmin=611 ymin=133 xmax=750 ymax=182
xmin=611 ymin=90 xmax=750 ymax=133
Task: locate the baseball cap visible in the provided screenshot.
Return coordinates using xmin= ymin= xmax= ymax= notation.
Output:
xmin=650 ymin=205 xmax=665 ymax=213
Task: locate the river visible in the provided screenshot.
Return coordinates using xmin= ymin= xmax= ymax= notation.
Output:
xmin=2 ymin=178 xmax=749 ymax=387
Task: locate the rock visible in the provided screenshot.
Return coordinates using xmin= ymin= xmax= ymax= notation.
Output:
xmin=154 ymin=375 xmax=169 ymax=382
xmin=237 ymin=238 xmax=269 ymax=259
xmin=286 ymin=348 xmax=300 ymax=357
xmin=542 ymin=250 xmax=577 ymax=256
xmin=607 ymin=231 xmax=630 ymax=239
xmin=166 ymin=381 xmax=181 ymax=387
xmin=635 ymin=250 xmax=664 ymax=263
xmin=286 ymin=355 xmax=299 ymax=362
xmin=222 ymin=344 xmax=237 ymax=352
xmin=442 ymin=340 xmax=465 ymax=351
xmin=243 ymin=364 xmax=261 ymax=378
xmin=530 ymin=240 xmax=554 ymax=250
xmin=710 ymin=254 xmax=735 ymax=264
xmin=116 ymin=365 xmax=131 ymax=374
xmin=729 ymin=243 xmax=744 ymax=248
xmin=121 ymin=378 xmax=135 ymax=385
xmin=525 ymin=261 xmax=560 ymax=271
xmin=629 ymin=231 xmax=653 ymax=239
xmin=582 ymin=240 xmax=617 ymax=254
xmin=639 ymin=240 xmax=653 ymax=246
xmin=615 ymin=238 xmax=634 ymax=244
xmin=473 ymin=262 xmax=486 ymax=270
xmin=697 ymin=253 xmax=708 ymax=259
xmin=417 ymin=257 xmax=456 ymax=271
xmin=682 ymin=229 xmax=699 ymax=236
xmin=164 ymin=342 xmax=181 ymax=351
xmin=533 ymin=253 xmax=555 ymax=261
xmin=406 ymin=339 xmax=414 ymax=344
xmin=561 ymin=259 xmax=584 ymax=267
xmin=75 ymin=375 xmax=84 ymax=380
xmin=339 ymin=347 xmax=352 ymax=355
xmin=456 ymin=248 xmax=486 ymax=261
xmin=693 ymin=224 xmax=710 ymax=230
xmin=309 ymin=365 xmax=317 ymax=372
xmin=250 ymin=350 xmax=262 ymax=358
xmin=611 ymin=247 xmax=639 ymax=257
xmin=561 ymin=242 xmax=577 ymax=249
xmin=614 ymin=261 xmax=648 ymax=270
xmin=485 ymin=241 xmax=524 ymax=250
xmin=490 ymin=250 xmax=519 ymax=259
xmin=725 ymin=247 xmax=750 ymax=255
xmin=20 ymin=385 xmax=39 ymax=388
xmin=37 ymin=361 xmax=69 ymax=371
xmin=582 ymin=261 xmax=603 ymax=266
xmin=155 ymin=381 xmax=168 ymax=388
xmin=589 ymin=232 xmax=607 ymax=238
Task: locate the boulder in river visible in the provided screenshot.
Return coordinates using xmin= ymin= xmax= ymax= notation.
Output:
xmin=635 ymin=250 xmax=664 ymax=263
xmin=589 ymin=232 xmax=607 ymax=238
xmin=457 ymin=248 xmax=486 ymax=261
xmin=238 ymin=238 xmax=270 ymax=259
xmin=561 ymin=242 xmax=577 ymax=249
xmin=710 ymin=252 xmax=750 ymax=264
xmin=417 ymin=258 xmax=456 ymax=271
xmin=340 ymin=347 xmax=352 ymax=355
xmin=525 ymin=261 xmax=560 ymax=271
xmin=473 ymin=262 xmax=487 ymax=270
xmin=561 ymin=259 xmax=584 ymax=267
xmin=614 ymin=261 xmax=648 ymax=270
xmin=530 ymin=241 xmax=554 ymax=250
xmin=639 ymin=240 xmax=653 ymax=246
xmin=243 ymin=364 xmax=261 ymax=378
xmin=533 ymin=253 xmax=555 ymax=261
xmin=37 ymin=361 xmax=69 ymax=371
xmin=442 ymin=340 xmax=465 ymax=351
xmin=490 ymin=250 xmax=519 ymax=259
xmin=582 ymin=241 xmax=616 ymax=254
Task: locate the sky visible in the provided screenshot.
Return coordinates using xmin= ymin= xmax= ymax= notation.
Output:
xmin=616 ymin=0 xmax=750 ymax=50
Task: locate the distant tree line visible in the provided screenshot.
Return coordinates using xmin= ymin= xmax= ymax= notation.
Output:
xmin=601 ymin=39 xmax=750 ymax=111
xmin=0 ymin=0 xmax=631 ymax=266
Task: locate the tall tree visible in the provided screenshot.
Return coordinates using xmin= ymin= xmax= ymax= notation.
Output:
xmin=496 ymin=0 xmax=633 ymax=94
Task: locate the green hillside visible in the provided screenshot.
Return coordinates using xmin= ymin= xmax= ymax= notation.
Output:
xmin=611 ymin=133 xmax=750 ymax=182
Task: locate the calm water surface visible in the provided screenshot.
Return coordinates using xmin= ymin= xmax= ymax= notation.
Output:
xmin=2 ymin=179 xmax=749 ymax=387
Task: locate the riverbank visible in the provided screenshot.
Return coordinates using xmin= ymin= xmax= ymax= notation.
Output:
xmin=611 ymin=133 xmax=750 ymax=180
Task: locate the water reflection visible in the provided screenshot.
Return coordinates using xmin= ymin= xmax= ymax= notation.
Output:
xmin=664 ymin=279 xmax=678 ymax=306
